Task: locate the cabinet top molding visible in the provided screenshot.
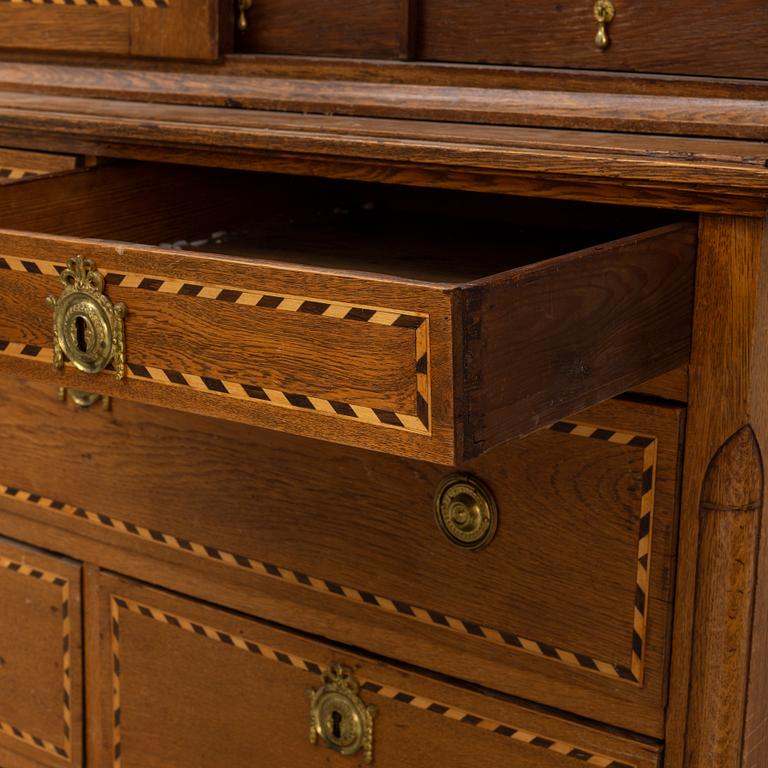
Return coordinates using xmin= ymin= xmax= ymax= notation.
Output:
xmin=0 ymin=62 xmax=765 ymax=214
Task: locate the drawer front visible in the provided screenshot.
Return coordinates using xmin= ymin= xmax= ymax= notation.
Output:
xmin=0 ymin=537 xmax=82 ymax=768
xmin=0 ymin=0 xmax=220 ymax=60
xmin=418 ymin=0 xmax=768 ymax=79
xmin=0 ymin=376 xmax=681 ymax=736
xmin=89 ymin=571 xmax=662 ymax=768
xmin=0 ymin=164 xmax=696 ymax=464
xmin=237 ymin=0 xmax=410 ymax=58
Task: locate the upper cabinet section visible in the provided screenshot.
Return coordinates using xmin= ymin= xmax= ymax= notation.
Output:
xmin=236 ymin=0 xmax=413 ymax=59
xmin=0 ymin=0 xmax=222 ymax=61
xmin=417 ymin=0 xmax=768 ymax=79
xmin=234 ymin=0 xmax=768 ymax=79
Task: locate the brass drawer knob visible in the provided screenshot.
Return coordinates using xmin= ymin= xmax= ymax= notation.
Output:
xmin=47 ymin=256 xmax=127 ymax=380
xmin=309 ymin=665 xmax=376 ymax=763
xmin=434 ymin=474 xmax=498 ymax=550
xmin=593 ymin=0 xmax=615 ymax=50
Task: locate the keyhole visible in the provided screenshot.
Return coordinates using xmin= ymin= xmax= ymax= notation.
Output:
xmin=331 ymin=710 xmax=343 ymax=739
xmin=75 ymin=316 xmax=88 ymax=353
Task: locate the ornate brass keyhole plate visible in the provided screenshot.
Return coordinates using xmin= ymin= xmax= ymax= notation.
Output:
xmin=47 ymin=256 xmax=127 ymax=379
xmin=309 ymin=665 xmax=376 ymax=763
xmin=434 ymin=474 xmax=498 ymax=550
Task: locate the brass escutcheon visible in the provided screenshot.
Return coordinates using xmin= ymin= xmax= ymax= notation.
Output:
xmin=434 ymin=474 xmax=498 ymax=550
xmin=593 ymin=0 xmax=615 ymax=50
xmin=47 ymin=256 xmax=127 ymax=380
xmin=308 ymin=665 xmax=376 ymax=764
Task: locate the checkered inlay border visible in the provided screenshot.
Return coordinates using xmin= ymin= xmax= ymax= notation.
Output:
xmin=0 ymin=420 xmax=656 ymax=685
xmin=0 ymin=556 xmax=71 ymax=760
xmin=110 ymin=595 xmax=636 ymax=768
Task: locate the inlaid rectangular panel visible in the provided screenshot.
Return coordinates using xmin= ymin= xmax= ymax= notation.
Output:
xmin=0 ymin=0 xmax=221 ymax=60
xmin=0 ymin=376 xmax=682 ymax=736
xmin=88 ymin=572 xmax=662 ymax=768
xmin=0 ymin=537 xmax=82 ymax=768
xmin=0 ymin=163 xmax=696 ymax=464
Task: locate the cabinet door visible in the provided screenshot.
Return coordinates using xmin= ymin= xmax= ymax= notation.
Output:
xmin=0 ymin=0 xmax=221 ymax=61
xmin=0 ymin=537 xmax=83 ymax=768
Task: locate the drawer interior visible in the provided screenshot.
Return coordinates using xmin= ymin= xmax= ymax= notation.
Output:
xmin=0 ymin=162 xmax=685 ymax=285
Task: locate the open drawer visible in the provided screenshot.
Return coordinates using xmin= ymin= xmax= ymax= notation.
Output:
xmin=0 ymin=163 xmax=696 ymax=464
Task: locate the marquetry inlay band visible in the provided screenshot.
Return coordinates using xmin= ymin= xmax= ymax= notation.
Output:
xmin=550 ymin=421 xmax=657 ymax=684
xmin=0 ymin=256 xmax=432 ymax=433
xmin=0 ymin=557 xmax=71 ymax=760
xmin=0 ymin=421 xmax=656 ymax=686
xmin=110 ymin=595 xmax=635 ymax=768
xmin=0 ymin=339 xmax=430 ymax=434
xmin=4 ymin=0 xmax=169 ymax=8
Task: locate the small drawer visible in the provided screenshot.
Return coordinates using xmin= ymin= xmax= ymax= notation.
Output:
xmin=0 ymin=537 xmax=82 ymax=768
xmin=236 ymin=0 xmax=410 ymax=59
xmin=418 ymin=0 xmax=768 ymax=79
xmin=0 ymin=163 xmax=695 ymax=464
xmin=0 ymin=0 xmax=221 ymax=60
xmin=0 ymin=376 xmax=682 ymax=737
xmin=88 ymin=570 xmax=662 ymax=768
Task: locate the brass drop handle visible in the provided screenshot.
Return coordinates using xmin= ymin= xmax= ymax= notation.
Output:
xmin=309 ymin=665 xmax=376 ymax=763
xmin=434 ymin=475 xmax=498 ymax=551
xmin=593 ymin=0 xmax=615 ymax=50
xmin=47 ymin=256 xmax=127 ymax=381
xmin=237 ymin=0 xmax=252 ymax=32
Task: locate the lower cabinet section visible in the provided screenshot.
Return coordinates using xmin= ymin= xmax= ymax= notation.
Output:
xmin=87 ymin=571 xmax=662 ymax=768
xmin=0 ymin=378 xmax=682 ymax=736
xmin=0 ymin=537 xmax=82 ymax=768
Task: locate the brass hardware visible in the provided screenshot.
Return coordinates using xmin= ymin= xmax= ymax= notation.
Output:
xmin=308 ymin=665 xmax=376 ymax=764
xmin=47 ymin=256 xmax=127 ymax=380
xmin=434 ymin=474 xmax=498 ymax=550
xmin=237 ymin=0 xmax=252 ymax=32
xmin=593 ymin=0 xmax=615 ymax=50
xmin=58 ymin=387 xmax=111 ymax=411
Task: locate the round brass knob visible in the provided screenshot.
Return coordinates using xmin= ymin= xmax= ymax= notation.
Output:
xmin=434 ymin=474 xmax=498 ymax=550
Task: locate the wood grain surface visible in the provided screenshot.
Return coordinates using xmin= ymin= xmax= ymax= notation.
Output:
xmin=0 ymin=377 xmax=683 ymax=736
xmin=685 ymin=426 xmax=762 ymax=768
xmin=0 ymin=163 xmax=696 ymax=462
xmin=665 ymin=215 xmax=768 ymax=768
xmin=0 ymin=1 xmax=221 ymax=60
xmin=87 ymin=570 xmax=663 ymax=768
xmin=0 ymin=537 xmax=82 ymax=768
xmin=0 ymin=89 xmax=762 ymax=216
xmin=418 ymin=0 xmax=768 ymax=80
xmin=237 ymin=0 xmax=410 ymax=59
